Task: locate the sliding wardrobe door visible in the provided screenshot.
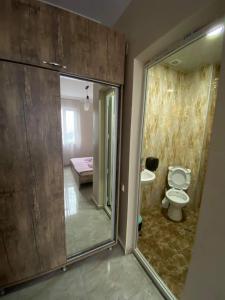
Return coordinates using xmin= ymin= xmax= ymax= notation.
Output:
xmin=23 ymin=65 xmax=66 ymax=271
xmin=0 ymin=61 xmax=66 ymax=287
xmin=0 ymin=61 xmax=41 ymax=285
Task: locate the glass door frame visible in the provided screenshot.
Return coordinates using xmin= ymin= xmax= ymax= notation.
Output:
xmin=132 ymin=17 xmax=225 ymax=300
xmin=104 ymin=90 xmax=116 ymax=218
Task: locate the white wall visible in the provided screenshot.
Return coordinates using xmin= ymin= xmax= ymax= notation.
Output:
xmin=92 ymin=84 xmax=100 ymax=205
xmin=60 ymin=76 xmax=94 ymax=164
xmin=115 ymin=0 xmax=225 ymax=298
xmin=61 ymin=98 xmax=93 ymax=165
xmin=60 ymin=76 xmax=93 ymax=101
xmin=92 ymin=84 xmax=106 ymax=207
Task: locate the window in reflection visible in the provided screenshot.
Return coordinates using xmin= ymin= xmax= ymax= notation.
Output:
xmin=61 ymin=108 xmax=81 ymax=146
xmin=65 ymin=110 xmax=75 ymax=144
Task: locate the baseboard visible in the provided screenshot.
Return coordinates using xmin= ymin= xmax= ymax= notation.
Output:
xmin=118 ymin=236 xmax=134 ymax=255
xmin=118 ymin=236 xmax=126 ymax=252
xmin=91 ymin=195 xmax=103 ymax=209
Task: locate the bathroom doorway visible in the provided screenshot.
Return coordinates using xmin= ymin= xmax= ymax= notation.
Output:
xmin=135 ymin=21 xmax=225 ymax=299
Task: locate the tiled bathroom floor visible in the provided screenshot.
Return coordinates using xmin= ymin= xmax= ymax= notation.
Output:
xmin=138 ymin=206 xmax=198 ymax=299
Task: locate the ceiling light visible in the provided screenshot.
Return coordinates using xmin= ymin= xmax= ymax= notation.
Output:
xmin=207 ymin=25 xmax=224 ymax=38
xmin=84 ymin=85 xmax=90 ymax=111
xmin=84 ymin=97 xmax=90 ymax=111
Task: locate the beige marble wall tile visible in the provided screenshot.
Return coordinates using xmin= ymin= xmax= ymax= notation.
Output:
xmin=194 ymin=65 xmax=220 ymax=209
xmin=141 ymin=64 xmax=218 ymax=211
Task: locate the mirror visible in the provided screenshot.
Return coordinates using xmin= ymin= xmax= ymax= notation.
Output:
xmin=60 ymin=76 xmax=118 ymax=256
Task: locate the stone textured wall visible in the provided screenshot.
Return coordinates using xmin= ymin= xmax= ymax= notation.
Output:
xmin=141 ymin=64 xmax=219 ymax=210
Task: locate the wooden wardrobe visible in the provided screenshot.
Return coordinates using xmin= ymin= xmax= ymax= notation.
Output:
xmin=0 ymin=0 xmax=125 ymax=289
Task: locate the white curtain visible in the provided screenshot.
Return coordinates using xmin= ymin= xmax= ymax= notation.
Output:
xmin=61 ymin=100 xmax=81 ymax=165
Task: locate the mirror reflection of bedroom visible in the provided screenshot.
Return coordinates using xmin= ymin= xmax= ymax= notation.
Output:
xmin=60 ymin=75 xmax=118 ymax=257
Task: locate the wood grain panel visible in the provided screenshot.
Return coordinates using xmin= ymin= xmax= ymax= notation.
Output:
xmin=87 ymin=20 xmax=108 ymax=81
xmin=0 ymin=0 xmax=58 ymax=67
xmin=107 ymin=29 xmax=126 ymax=85
xmin=58 ymin=9 xmax=125 ymax=84
xmin=0 ymin=61 xmax=41 ymax=286
xmin=21 ymin=1 xmax=59 ymax=66
xmin=0 ymin=0 xmax=125 ymax=84
xmin=58 ymin=10 xmax=90 ymax=77
xmin=23 ymin=66 xmax=66 ymax=271
xmin=0 ymin=0 xmax=23 ymax=62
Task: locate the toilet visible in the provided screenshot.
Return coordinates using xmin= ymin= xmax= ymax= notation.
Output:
xmin=162 ymin=166 xmax=191 ymax=222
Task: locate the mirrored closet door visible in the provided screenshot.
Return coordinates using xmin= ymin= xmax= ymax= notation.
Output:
xmin=60 ymin=75 xmax=119 ymax=257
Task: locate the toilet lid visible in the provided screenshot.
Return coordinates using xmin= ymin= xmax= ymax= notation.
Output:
xmin=168 ymin=166 xmax=191 ymax=190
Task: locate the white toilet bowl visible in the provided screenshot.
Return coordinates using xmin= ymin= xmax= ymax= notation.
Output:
xmin=162 ymin=166 xmax=191 ymax=222
xmin=166 ymin=188 xmax=189 ymax=221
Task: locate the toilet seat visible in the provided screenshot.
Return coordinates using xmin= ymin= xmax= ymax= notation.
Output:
xmin=168 ymin=166 xmax=191 ymax=190
xmin=166 ymin=188 xmax=189 ymax=204
xmin=163 ymin=166 xmax=191 ymax=221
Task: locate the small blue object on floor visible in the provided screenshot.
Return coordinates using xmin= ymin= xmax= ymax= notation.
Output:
xmin=138 ymin=215 xmax=142 ymax=232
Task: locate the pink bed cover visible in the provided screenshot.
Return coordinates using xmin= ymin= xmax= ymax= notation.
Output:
xmin=70 ymin=157 xmax=93 ymax=175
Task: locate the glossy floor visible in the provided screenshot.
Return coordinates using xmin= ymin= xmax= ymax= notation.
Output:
xmin=64 ymin=167 xmax=112 ymax=256
xmin=138 ymin=206 xmax=198 ymax=298
xmin=4 ymin=245 xmax=164 ymax=300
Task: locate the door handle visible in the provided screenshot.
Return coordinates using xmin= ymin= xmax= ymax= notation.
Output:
xmin=42 ymin=60 xmax=67 ymax=69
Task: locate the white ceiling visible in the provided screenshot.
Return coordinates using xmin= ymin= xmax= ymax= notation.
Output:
xmin=163 ymin=31 xmax=224 ymax=73
xmin=41 ymin=0 xmax=132 ymax=26
xmin=60 ymin=76 xmax=93 ymax=101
